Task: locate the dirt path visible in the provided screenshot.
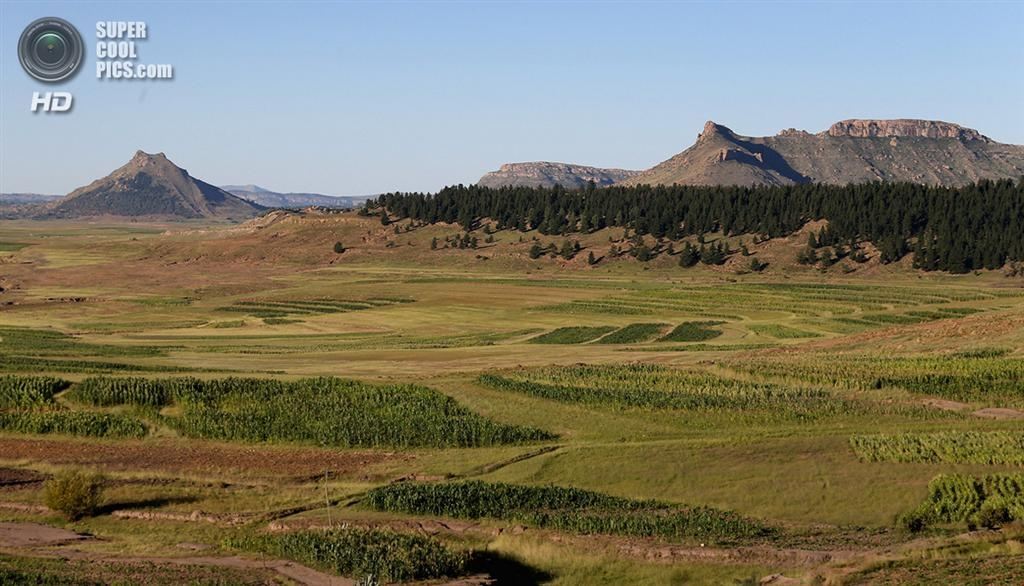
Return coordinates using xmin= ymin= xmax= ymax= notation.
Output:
xmin=0 ymin=522 xmax=89 ymax=548
xmin=0 ymin=521 xmax=493 ymax=585
xmin=0 ymin=437 xmax=404 ymax=481
xmin=0 ymin=521 xmax=346 ymax=585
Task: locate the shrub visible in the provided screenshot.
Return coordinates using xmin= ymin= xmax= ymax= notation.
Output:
xmin=975 ymin=497 xmax=1013 ymax=530
xmin=43 ymin=470 xmax=104 ymax=521
xmin=897 ymin=506 xmax=932 ymax=533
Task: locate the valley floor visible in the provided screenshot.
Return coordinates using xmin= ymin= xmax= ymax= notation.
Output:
xmin=1 ymin=218 xmax=1024 ymax=585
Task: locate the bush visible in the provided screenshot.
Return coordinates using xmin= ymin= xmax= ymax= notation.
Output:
xmin=43 ymin=470 xmax=104 ymax=521
xmin=897 ymin=507 xmax=932 ymax=533
xmin=975 ymin=498 xmax=1013 ymax=529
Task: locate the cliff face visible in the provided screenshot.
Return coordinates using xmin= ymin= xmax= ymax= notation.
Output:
xmin=824 ymin=119 xmax=990 ymax=141
xmin=477 ymin=162 xmax=641 ymax=189
xmin=621 ymin=119 xmax=1024 ymax=187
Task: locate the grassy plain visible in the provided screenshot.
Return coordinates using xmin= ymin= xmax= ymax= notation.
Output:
xmin=1 ymin=214 xmax=1023 ymax=584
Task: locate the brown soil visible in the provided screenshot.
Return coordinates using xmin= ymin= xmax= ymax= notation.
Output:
xmin=0 ymin=467 xmax=47 ymax=490
xmin=972 ymin=407 xmax=1024 ymax=420
xmin=0 ymin=437 xmax=405 ymax=481
xmin=0 ymin=522 xmax=89 ymax=548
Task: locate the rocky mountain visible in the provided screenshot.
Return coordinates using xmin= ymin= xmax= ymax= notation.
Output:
xmin=45 ymin=152 xmax=264 ymax=220
xmin=221 ymin=184 xmax=369 ymax=209
xmin=477 ymin=162 xmax=641 ymax=189
xmin=621 ymin=119 xmax=1024 ymax=187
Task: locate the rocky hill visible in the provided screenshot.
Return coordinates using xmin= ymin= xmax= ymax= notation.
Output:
xmin=45 ymin=152 xmax=264 ymax=220
xmin=621 ymin=119 xmax=1024 ymax=187
xmin=477 ymin=162 xmax=641 ymax=189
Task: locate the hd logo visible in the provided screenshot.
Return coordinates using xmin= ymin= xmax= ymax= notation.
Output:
xmin=18 ymin=17 xmax=84 ymax=114
xmin=31 ymin=92 xmax=73 ymax=112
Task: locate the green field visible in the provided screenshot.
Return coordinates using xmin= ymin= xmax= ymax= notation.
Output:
xmin=1 ymin=217 xmax=1023 ymax=584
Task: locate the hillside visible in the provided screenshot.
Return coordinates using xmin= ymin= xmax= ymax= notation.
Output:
xmin=621 ymin=119 xmax=1024 ymax=187
xmin=477 ymin=162 xmax=641 ymax=189
xmin=44 ymin=152 xmax=263 ymax=220
xmin=221 ymin=184 xmax=369 ymax=209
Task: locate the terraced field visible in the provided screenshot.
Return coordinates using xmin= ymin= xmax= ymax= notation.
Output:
xmin=0 ymin=219 xmax=1023 ymax=584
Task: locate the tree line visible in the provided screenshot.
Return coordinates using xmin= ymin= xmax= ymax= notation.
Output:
xmin=375 ymin=179 xmax=1024 ymax=273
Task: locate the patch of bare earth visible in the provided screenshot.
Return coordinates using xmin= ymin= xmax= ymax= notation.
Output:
xmin=0 ymin=522 xmax=89 ymax=548
xmin=973 ymin=407 xmax=1024 ymax=420
xmin=0 ymin=437 xmax=406 ymax=480
xmin=759 ymin=311 xmax=1024 ymax=356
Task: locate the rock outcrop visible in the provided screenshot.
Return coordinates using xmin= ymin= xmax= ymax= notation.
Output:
xmin=824 ymin=119 xmax=990 ymax=141
xmin=477 ymin=162 xmax=641 ymax=189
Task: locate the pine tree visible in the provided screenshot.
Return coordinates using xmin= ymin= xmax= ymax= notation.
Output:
xmin=679 ymin=242 xmax=699 ymax=267
xmin=529 ymin=242 xmax=544 ymax=259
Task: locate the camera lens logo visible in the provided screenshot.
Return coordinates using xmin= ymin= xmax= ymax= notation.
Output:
xmin=18 ymin=17 xmax=84 ymax=83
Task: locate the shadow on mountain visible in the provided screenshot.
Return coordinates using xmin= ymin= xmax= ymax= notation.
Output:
xmin=732 ymin=137 xmax=811 ymax=184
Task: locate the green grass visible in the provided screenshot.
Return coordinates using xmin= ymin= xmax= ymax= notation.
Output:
xmin=364 ymin=480 xmax=773 ymax=544
xmin=851 ymin=431 xmax=1024 ymax=465
xmin=593 ymin=323 xmax=667 ymax=344
xmin=0 ymin=553 xmax=277 ymax=585
xmin=731 ymin=355 xmax=1024 ymax=405
xmin=478 ymin=364 xmax=935 ymax=421
xmin=748 ymin=324 xmax=821 ymax=339
xmin=658 ymin=321 xmax=723 ymax=342
xmin=225 ymin=527 xmax=467 ymax=582
xmin=529 ymin=326 xmax=616 ymax=344
xmin=0 ymin=326 xmax=169 ymax=358
xmin=162 ymin=376 xmax=554 ymax=447
xmin=0 ymin=410 xmax=147 ymax=438
xmin=844 ymin=555 xmax=1024 ymax=586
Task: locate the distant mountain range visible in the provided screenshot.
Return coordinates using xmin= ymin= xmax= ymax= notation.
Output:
xmin=478 ymin=119 xmax=1024 ymax=188
xmin=42 ymin=151 xmax=264 ymax=220
xmin=0 ymin=193 xmax=62 ymax=205
xmin=220 ymin=185 xmax=369 ymax=209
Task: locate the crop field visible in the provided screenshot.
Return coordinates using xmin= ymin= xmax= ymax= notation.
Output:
xmin=851 ymin=431 xmax=1024 ymax=465
xmin=0 ymin=219 xmax=1023 ymax=584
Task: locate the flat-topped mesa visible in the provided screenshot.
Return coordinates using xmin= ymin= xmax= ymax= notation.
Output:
xmin=824 ymin=119 xmax=990 ymax=142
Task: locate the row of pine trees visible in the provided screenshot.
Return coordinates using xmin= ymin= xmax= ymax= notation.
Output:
xmin=376 ymin=178 xmax=1024 ymax=273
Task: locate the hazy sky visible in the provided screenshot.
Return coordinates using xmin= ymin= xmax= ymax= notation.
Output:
xmin=2 ymin=1 xmax=1022 ymax=195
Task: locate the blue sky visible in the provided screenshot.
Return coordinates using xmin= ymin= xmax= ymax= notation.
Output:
xmin=1 ymin=1 xmax=1022 ymax=195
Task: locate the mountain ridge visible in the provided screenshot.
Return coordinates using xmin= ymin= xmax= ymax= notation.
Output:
xmin=480 ymin=119 xmax=1024 ymax=189
xmin=43 ymin=151 xmax=264 ymax=220
xmin=221 ymin=184 xmax=370 ymax=209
